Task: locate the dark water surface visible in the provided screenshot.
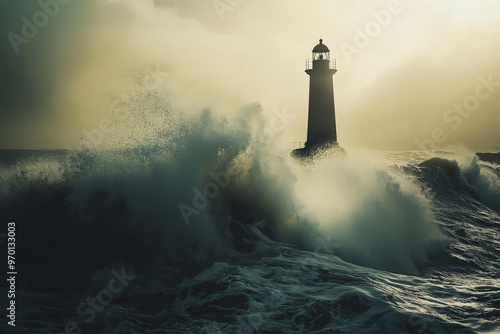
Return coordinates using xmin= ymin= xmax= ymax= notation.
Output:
xmin=0 ymin=147 xmax=498 ymax=334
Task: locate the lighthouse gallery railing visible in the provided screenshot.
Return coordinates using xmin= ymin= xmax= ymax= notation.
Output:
xmin=305 ymin=59 xmax=336 ymax=71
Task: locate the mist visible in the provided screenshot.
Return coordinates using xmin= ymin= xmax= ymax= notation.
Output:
xmin=1 ymin=0 xmax=499 ymax=150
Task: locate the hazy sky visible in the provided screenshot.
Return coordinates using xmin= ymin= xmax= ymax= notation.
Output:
xmin=1 ymin=0 xmax=499 ymax=150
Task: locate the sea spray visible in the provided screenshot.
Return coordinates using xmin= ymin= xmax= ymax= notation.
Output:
xmin=291 ymin=150 xmax=449 ymax=274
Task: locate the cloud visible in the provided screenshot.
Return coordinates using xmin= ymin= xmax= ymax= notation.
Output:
xmin=0 ymin=0 xmax=92 ymax=148
xmin=342 ymin=19 xmax=500 ymax=149
xmin=1 ymin=0 xmax=499 ymax=150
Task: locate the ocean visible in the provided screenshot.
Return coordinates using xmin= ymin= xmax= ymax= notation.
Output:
xmin=0 ymin=115 xmax=499 ymax=333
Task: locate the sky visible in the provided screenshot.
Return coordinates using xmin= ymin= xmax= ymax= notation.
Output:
xmin=0 ymin=0 xmax=499 ymax=150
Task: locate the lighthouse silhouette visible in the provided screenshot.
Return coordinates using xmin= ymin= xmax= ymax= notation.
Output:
xmin=293 ymin=39 xmax=343 ymax=158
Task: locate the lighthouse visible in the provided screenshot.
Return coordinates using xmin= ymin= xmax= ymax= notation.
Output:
xmin=294 ymin=39 xmax=342 ymax=158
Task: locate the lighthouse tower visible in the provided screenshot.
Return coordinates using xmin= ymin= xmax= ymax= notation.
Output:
xmin=294 ymin=39 xmax=341 ymax=157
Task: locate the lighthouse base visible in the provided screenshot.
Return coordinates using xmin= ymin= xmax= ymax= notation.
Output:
xmin=291 ymin=141 xmax=346 ymax=160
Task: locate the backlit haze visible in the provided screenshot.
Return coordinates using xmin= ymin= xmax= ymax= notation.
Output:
xmin=1 ymin=0 xmax=499 ymax=150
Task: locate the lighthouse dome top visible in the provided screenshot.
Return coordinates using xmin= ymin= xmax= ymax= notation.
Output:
xmin=312 ymin=39 xmax=329 ymax=53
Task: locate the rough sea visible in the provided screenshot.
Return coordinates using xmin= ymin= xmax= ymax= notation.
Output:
xmin=0 ymin=107 xmax=499 ymax=334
